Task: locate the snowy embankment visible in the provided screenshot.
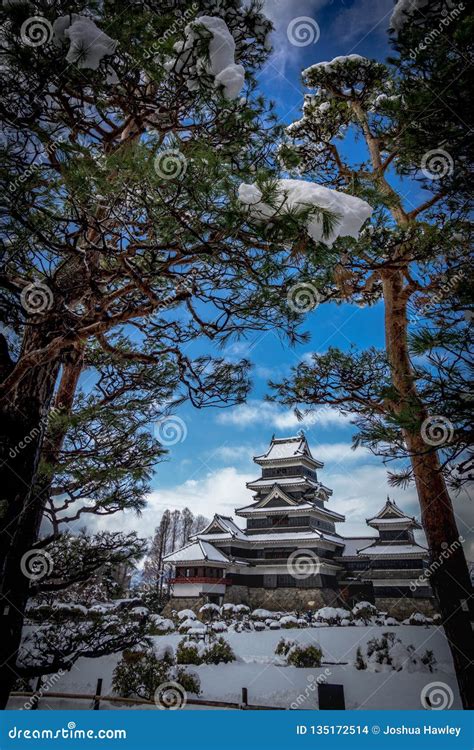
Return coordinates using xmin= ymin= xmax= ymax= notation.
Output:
xmin=8 ymin=625 xmax=460 ymax=710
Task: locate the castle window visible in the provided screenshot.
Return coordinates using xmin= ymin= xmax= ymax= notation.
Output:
xmin=271 ymin=515 xmax=288 ymax=527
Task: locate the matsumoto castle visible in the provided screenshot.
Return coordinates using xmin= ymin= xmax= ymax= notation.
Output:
xmin=164 ymin=434 xmax=434 ymax=617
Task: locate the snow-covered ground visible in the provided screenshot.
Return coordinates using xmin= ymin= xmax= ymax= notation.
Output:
xmin=8 ymin=625 xmax=461 ymax=710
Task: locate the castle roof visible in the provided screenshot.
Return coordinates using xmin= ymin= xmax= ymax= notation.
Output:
xmin=366 ymin=498 xmax=421 ymax=529
xmin=254 ymin=433 xmax=323 ymax=467
xmin=246 ymin=475 xmax=322 ymax=491
xmin=163 ymin=539 xmax=232 ymax=565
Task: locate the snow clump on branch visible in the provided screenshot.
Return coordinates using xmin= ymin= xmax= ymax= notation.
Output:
xmin=165 ymin=15 xmax=245 ymax=100
xmin=52 ymin=15 xmax=117 ymax=71
xmin=238 ymin=179 xmax=373 ymax=246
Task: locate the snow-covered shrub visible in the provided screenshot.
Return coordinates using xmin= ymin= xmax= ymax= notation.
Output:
xmin=287 ymin=644 xmax=323 ymax=668
xmin=268 ymin=620 xmax=281 ymax=630
xmin=211 ymin=621 xmax=227 ymax=633
xmin=340 ymin=618 xmax=352 ymax=627
xmin=176 ymin=639 xmax=204 ymax=665
xmin=358 ymin=632 xmax=437 ymax=673
xmin=130 ymin=606 xmax=149 ymax=619
xmin=277 ymin=637 xmax=323 ymax=667
xmin=251 ymin=608 xmax=273 ymax=621
xmin=383 ymin=616 xmax=399 ymax=626
xmin=234 ymin=604 xmax=250 ymax=618
xmin=355 ymin=646 xmax=366 ymax=670
xmin=280 ymin=615 xmax=299 ymax=629
xmin=154 ymin=618 xmax=175 ymax=634
xmin=297 ymin=618 xmax=309 ymax=628
xmin=204 ymin=637 xmax=236 ymax=665
xmin=352 ymin=601 xmax=377 ymax=624
xmin=199 ymin=603 xmax=220 ymax=622
xmin=402 ymin=612 xmax=431 ymax=626
xmin=253 ymin=621 xmax=265 ymax=631
xmin=179 ymin=617 xmax=201 ymax=633
xmin=275 ymin=638 xmax=295 ymax=657
xmin=177 ymin=609 xmax=196 ymax=621
xmin=220 ymin=603 xmax=237 ymax=621
xmin=112 ymin=648 xmax=200 ymax=700
xmin=315 ymin=606 xmax=351 ymax=626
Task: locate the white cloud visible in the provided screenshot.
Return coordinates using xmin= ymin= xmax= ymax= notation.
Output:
xmin=313 ymin=441 xmax=371 ymax=464
xmin=216 ymin=399 xmax=351 ymax=430
xmin=209 ymin=444 xmax=263 ymax=463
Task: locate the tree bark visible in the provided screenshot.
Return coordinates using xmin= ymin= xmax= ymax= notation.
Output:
xmin=383 ymin=270 xmax=474 ymax=709
xmin=0 ymin=325 xmax=64 ymax=707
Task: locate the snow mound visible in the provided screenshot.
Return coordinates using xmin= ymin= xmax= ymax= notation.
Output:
xmin=53 ymin=15 xmax=117 ymax=71
xmin=238 ymin=179 xmax=372 ymax=246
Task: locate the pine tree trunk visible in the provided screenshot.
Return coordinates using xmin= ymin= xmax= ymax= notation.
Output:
xmin=0 ymin=326 xmax=63 ymax=708
xmin=383 ymin=271 xmax=474 ymax=709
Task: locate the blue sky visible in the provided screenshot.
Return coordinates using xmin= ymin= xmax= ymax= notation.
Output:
xmin=86 ymin=1 xmax=473 ymax=557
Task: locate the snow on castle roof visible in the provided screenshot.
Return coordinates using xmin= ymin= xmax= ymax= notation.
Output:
xmin=163 ymin=539 xmax=231 ymax=565
xmin=255 ymin=434 xmax=316 ymax=461
xmin=367 ymin=498 xmax=420 ymax=528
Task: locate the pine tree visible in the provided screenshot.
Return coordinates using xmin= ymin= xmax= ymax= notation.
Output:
xmin=274 ymin=53 xmax=473 ymax=707
xmin=0 ymin=0 xmax=305 ymax=706
xmin=389 ymin=0 xmax=473 ymax=200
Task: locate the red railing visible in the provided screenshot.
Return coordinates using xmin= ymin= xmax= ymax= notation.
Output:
xmin=170 ymin=577 xmax=232 ymax=585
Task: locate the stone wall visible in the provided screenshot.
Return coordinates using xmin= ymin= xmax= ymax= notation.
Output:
xmin=161 ymin=590 xmax=437 ymax=619
xmin=224 ymin=585 xmax=341 ymax=612
xmin=375 ymin=597 xmax=437 ymax=619
xmin=161 ymin=596 xmax=208 ymax=617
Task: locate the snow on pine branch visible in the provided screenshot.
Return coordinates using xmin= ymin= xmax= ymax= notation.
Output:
xmin=52 ymin=14 xmax=118 ymax=74
xmin=165 ymin=15 xmax=245 ymax=100
xmin=238 ymin=179 xmax=373 ymax=246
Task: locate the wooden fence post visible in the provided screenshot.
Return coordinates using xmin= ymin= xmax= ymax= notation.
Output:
xmin=93 ymin=679 xmax=103 ymax=710
xmin=30 ymin=677 xmax=42 ymax=710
